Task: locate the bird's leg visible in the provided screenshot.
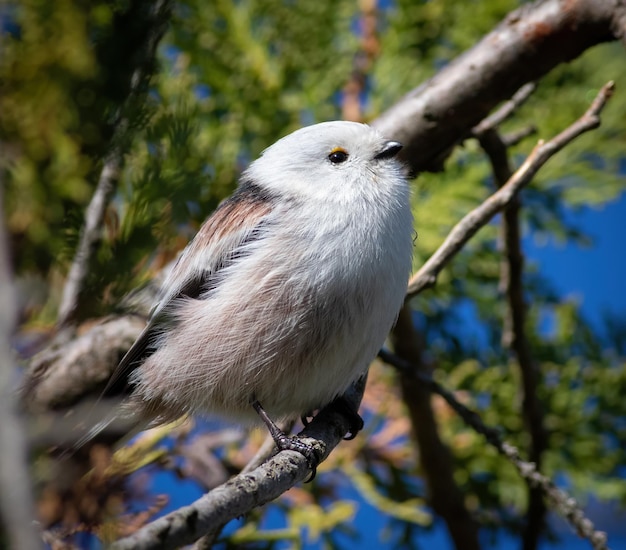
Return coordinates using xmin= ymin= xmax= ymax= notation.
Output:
xmin=252 ymin=400 xmax=321 ymax=480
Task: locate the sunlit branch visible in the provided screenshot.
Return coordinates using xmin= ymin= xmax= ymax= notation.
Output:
xmin=373 ymin=0 xmax=623 ymax=173
xmin=111 ymin=379 xmax=366 ymax=550
xmin=406 ymin=80 xmax=615 ymax=298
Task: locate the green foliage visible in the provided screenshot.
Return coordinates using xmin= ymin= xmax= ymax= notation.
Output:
xmin=1 ymin=0 xmax=100 ymax=274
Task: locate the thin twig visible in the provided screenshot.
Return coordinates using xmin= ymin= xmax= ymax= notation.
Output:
xmin=57 ymin=158 xmax=122 ymax=326
xmin=406 ymin=80 xmax=615 ymax=298
xmin=472 ymin=82 xmax=537 ymax=135
xmin=57 ymin=0 xmax=173 ymax=327
xmin=378 ymin=350 xmax=610 ymax=550
xmin=502 ymin=125 xmax=537 ymax=147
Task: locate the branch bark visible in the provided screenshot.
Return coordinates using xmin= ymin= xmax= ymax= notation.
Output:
xmin=111 ymin=378 xmax=366 ymax=550
xmin=57 ymin=0 xmax=173 ymax=327
xmin=406 ymin=80 xmax=615 ymax=297
xmin=372 ymin=0 xmax=625 ymax=173
xmin=23 ymin=315 xmax=145 ymax=411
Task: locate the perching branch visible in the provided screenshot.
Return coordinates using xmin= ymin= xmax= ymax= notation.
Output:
xmin=190 ymin=418 xmax=297 ymax=550
xmin=57 ymin=0 xmax=173 ymax=327
xmin=111 ymin=378 xmax=366 ymax=550
xmin=378 ymin=350 xmax=610 ymax=550
xmin=406 ymin=80 xmax=615 ymax=298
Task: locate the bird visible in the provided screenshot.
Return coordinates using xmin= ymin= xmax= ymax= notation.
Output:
xmin=101 ymin=121 xmax=414 ymax=466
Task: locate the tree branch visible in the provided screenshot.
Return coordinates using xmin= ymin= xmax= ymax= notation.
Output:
xmin=111 ymin=378 xmax=366 ymax=550
xmin=57 ymin=0 xmax=173 ymax=327
xmin=378 ymin=350 xmax=610 ymax=550
xmin=23 ymin=315 xmax=145 ymax=411
xmin=472 ymin=82 xmax=537 ymax=136
xmin=372 ymin=0 xmax=623 ymax=173
xmin=57 ymin=157 xmax=122 ymax=327
xmin=475 ymin=126 xmax=549 ymax=550
xmin=0 ymin=176 xmax=42 ymax=549
xmin=391 ymin=307 xmax=481 ymax=550
xmin=406 ymin=80 xmax=615 ymax=298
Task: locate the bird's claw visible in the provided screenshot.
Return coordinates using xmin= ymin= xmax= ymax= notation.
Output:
xmin=275 ymin=433 xmax=321 ymax=482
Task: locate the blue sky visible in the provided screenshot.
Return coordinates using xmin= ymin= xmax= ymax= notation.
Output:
xmin=525 ymin=192 xmax=626 ymax=334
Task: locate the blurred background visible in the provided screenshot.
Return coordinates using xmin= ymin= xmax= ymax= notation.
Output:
xmin=1 ymin=0 xmax=625 ymax=548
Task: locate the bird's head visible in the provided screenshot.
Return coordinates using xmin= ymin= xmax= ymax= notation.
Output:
xmin=244 ymin=121 xmax=407 ymax=204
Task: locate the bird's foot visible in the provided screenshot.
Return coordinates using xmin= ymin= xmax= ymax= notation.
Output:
xmin=253 ymin=400 xmax=321 ymax=481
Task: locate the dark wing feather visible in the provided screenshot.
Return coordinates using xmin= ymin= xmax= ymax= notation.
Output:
xmin=104 ymin=181 xmax=274 ymax=396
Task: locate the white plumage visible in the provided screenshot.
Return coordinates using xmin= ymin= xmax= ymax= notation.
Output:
xmin=114 ymin=121 xmax=414 ymax=430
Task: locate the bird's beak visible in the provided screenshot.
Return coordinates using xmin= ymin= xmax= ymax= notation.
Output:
xmin=374 ymin=141 xmax=403 ymax=160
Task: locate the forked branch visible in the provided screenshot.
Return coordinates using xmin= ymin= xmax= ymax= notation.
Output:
xmin=406 ymin=81 xmax=615 ymax=298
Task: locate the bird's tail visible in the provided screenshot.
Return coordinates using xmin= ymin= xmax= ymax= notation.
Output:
xmin=54 ymin=399 xmax=144 ymax=461
xmin=72 ymin=413 xmax=121 ymax=453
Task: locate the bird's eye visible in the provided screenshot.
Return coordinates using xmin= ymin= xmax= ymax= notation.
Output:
xmin=328 ymin=148 xmax=349 ymax=164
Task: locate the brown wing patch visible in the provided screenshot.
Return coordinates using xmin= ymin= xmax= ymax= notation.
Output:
xmin=168 ymin=180 xmax=275 ymax=285
xmin=106 ymin=181 xmax=275 ymax=396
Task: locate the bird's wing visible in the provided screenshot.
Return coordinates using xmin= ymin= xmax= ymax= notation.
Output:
xmin=105 ymin=181 xmax=275 ymax=394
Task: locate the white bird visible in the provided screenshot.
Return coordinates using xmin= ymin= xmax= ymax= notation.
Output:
xmin=105 ymin=121 xmax=413 ymax=463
